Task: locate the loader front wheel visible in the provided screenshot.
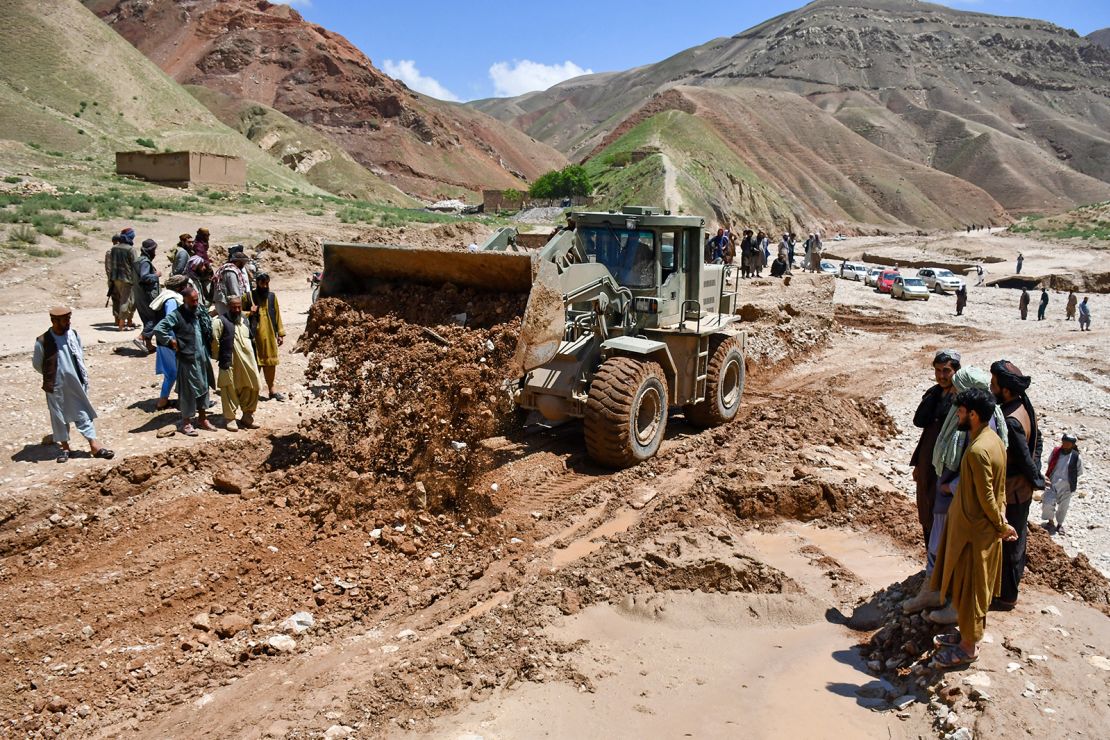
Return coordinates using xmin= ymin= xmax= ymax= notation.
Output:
xmin=584 ymin=357 xmax=668 ymax=468
xmin=684 ymin=336 xmax=745 ymax=427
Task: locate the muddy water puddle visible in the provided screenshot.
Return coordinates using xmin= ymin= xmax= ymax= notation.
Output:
xmin=550 ymin=507 xmax=642 ymax=567
xmin=745 ymin=522 xmax=918 ymax=599
xmin=422 ymin=591 xmax=916 ymax=740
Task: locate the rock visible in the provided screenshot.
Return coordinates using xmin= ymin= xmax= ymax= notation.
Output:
xmin=848 ymin=601 xmax=884 ymax=631
xmin=1087 ymin=655 xmax=1110 ymax=671
xmin=156 ymin=428 xmax=175 ymax=439
xmin=324 ymin=725 xmax=354 ymax=739
xmin=961 ymin=672 xmax=991 ymax=688
xmin=892 ymin=694 xmax=916 ymax=710
xmin=397 ymin=629 xmax=417 ymax=641
xmin=559 ymin=589 xmax=582 ymax=615
xmin=46 ymin=696 xmax=68 ymax=713
xmin=80 ymin=625 xmax=94 ymax=640
xmin=212 ymin=470 xmax=251 ymax=495
xmin=191 ymin=613 xmax=212 ymax=632
xmin=946 ymin=727 xmax=973 ymax=740
xmin=214 ymin=613 xmax=250 ymax=639
xmin=1005 ymin=662 xmax=1022 ymax=673
xmin=121 ymin=458 xmax=154 ymax=483
xmin=867 ymin=660 xmax=882 ymax=672
xmin=266 ymin=635 xmax=296 ymax=653
xmin=76 ymin=704 xmax=91 ymax=719
xmin=1040 ymin=604 xmax=1062 ymax=616
xmin=48 ymin=513 xmax=63 ymax=525
xmin=280 ymin=611 xmax=315 ymax=634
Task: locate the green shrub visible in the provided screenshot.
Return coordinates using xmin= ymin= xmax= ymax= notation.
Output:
xmin=9 ymin=224 xmax=38 ymax=243
xmin=136 ymin=137 xmax=156 ymax=149
xmin=529 ymin=165 xmax=591 ymax=199
xmin=3 ymin=176 xmax=21 ymax=184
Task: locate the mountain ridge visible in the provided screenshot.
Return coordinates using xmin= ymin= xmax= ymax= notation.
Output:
xmin=83 ymin=0 xmax=567 ymax=200
xmin=474 ymin=0 xmax=1110 ymax=221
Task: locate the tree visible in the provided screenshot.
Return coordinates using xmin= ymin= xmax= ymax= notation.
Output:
xmin=529 ymin=165 xmax=592 ymax=199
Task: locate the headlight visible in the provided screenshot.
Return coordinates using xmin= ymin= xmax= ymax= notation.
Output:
xmin=634 ymin=297 xmax=659 ymax=314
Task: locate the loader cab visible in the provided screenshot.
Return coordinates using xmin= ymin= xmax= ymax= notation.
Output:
xmin=570 ymin=206 xmax=706 ymax=330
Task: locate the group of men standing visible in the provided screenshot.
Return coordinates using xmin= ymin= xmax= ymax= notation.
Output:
xmin=902 ymin=350 xmax=1084 ymax=669
xmin=1018 ymin=288 xmax=1092 ymax=329
xmin=705 ymin=228 xmax=821 ymax=277
xmin=39 ymin=226 xmax=290 ymax=459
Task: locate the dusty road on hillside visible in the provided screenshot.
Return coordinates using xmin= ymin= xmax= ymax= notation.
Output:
xmin=0 ymin=220 xmax=1107 ymax=740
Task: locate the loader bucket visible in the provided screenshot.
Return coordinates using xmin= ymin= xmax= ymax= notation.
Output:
xmin=321 ymin=242 xmax=565 ymax=375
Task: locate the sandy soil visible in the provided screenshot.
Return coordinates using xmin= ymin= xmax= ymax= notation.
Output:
xmin=0 ymin=217 xmax=1107 ymax=740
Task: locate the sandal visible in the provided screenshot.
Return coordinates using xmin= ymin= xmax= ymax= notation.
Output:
xmin=933 ymin=632 xmax=961 ymax=648
xmin=56 ymin=450 xmax=69 ymax=463
xmin=93 ymin=448 xmax=115 ymax=460
xmin=180 ymin=424 xmax=198 ymax=437
xmin=932 ymin=645 xmax=978 ymax=669
xmin=990 ymin=598 xmax=1017 ymax=612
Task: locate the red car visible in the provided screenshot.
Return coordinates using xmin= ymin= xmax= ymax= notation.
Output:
xmin=876 ymin=270 xmax=900 ymax=293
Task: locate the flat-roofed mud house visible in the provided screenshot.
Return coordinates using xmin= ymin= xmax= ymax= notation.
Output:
xmin=115 ymin=151 xmax=246 ymax=188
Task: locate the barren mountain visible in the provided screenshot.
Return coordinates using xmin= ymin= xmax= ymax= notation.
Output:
xmin=475 ymin=0 xmax=1110 ymax=220
xmin=0 ymin=0 xmax=321 ymax=192
xmin=1090 ymin=28 xmax=1110 ymax=49
xmin=83 ymin=0 xmax=566 ymax=200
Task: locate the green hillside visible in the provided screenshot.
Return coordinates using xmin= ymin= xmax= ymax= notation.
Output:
xmin=585 ymin=110 xmax=809 ymax=230
xmin=0 ymin=0 xmax=321 ymax=193
xmin=186 ymin=86 xmax=417 ymax=206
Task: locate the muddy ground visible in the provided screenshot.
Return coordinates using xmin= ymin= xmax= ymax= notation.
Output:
xmin=0 ymin=220 xmax=1108 ymax=739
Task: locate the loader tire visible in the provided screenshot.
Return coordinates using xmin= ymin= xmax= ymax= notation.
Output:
xmin=684 ymin=336 xmax=745 ymax=428
xmin=584 ymin=357 xmax=668 ymax=468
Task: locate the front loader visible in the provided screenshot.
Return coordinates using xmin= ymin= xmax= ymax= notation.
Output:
xmin=320 ymin=205 xmax=745 ymax=468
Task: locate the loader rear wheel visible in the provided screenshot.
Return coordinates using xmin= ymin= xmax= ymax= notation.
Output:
xmin=684 ymin=336 xmax=745 ymax=428
xmin=584 ymin=357 xmax=668 ymax=468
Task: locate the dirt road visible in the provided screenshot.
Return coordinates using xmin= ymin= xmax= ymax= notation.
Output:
xmin=0 ymin=222 xmax=1107 ymax=739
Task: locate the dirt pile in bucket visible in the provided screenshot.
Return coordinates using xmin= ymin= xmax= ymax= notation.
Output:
xmin=297 ymin=283 xmax=527 ymax=512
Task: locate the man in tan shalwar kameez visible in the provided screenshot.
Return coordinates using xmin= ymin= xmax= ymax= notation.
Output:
xmin=929 ymin=387 xmax=1017 ymax=668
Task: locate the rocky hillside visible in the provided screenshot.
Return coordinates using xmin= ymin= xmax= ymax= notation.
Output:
xmin=475 ymin=0 xmax=1110 ymax=220
xmin=1090 ymin=28 xmax=1110 ymax=49
xmin=186 ymin=86 xmax=415 ymax=206
xmin=83 ymin=0 xmax=566 ymax=200
xmin=0 ymin=0 xmax=322 ymax=192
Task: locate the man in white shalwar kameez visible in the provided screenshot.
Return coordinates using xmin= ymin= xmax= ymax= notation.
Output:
xmin=32 ymin=306 xmax=114 ymax=463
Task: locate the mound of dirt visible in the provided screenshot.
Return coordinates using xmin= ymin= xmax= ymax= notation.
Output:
xmin=298 ymin=283 xmax=527 ymax=511
xmin=352 ymin=221 xmax=493 ymax=250
xmin=252 ymin=231 xmax=323 ymax=276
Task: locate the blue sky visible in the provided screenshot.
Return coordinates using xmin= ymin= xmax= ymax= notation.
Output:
xmin=286 ymin=1 xmax=1110 ymax=102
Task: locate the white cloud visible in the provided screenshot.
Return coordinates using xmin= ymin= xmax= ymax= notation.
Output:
xmin=382 ymin=59 xmax=460 ymax=102
xmin=488 ymin=59 xmax=593 ymax=97
xmin=285 ymin=0 xmax=312 ymax=7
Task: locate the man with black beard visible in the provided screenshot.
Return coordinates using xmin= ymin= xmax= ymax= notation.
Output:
xmin=989 ymin=360 xmax=1044 ymax=610
xmin=911 ymin=350 xmax=961 ymax=548
xmin=244 ymin=273 xmax=287 ymax=401
xmin=154 ymin=285 xmax=216 ymax=436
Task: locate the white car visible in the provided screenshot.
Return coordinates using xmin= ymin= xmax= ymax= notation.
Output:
xmin=891 ymin=276 xmax=931 ymax=301
xmin=839 ymin=262 xmax=869 ymax=281
xmin=865 ymin=267 xmax=885 ymax=287
xmin=818 ymin=260 xmax=839 ymax=274
xmin=917 ymin=268 xmax=964 ymax=294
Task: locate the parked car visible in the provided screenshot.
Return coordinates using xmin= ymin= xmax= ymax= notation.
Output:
xmin=865 ymin=267 xmax=885 ymax=287
xmin=839 ymin=262 xmax=869 ymax=281
xmin=876 ymin=270 xmax=900 ymax=293
xmin=891 ymin=275 xmax=931 ymax=301
xmin=818 ymin=260 xmax=839 ymax=274
xmin=916 ymin=267 xmax=964 ymax=294
xmin=833 ymin=234 xmax=847 ymax=241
